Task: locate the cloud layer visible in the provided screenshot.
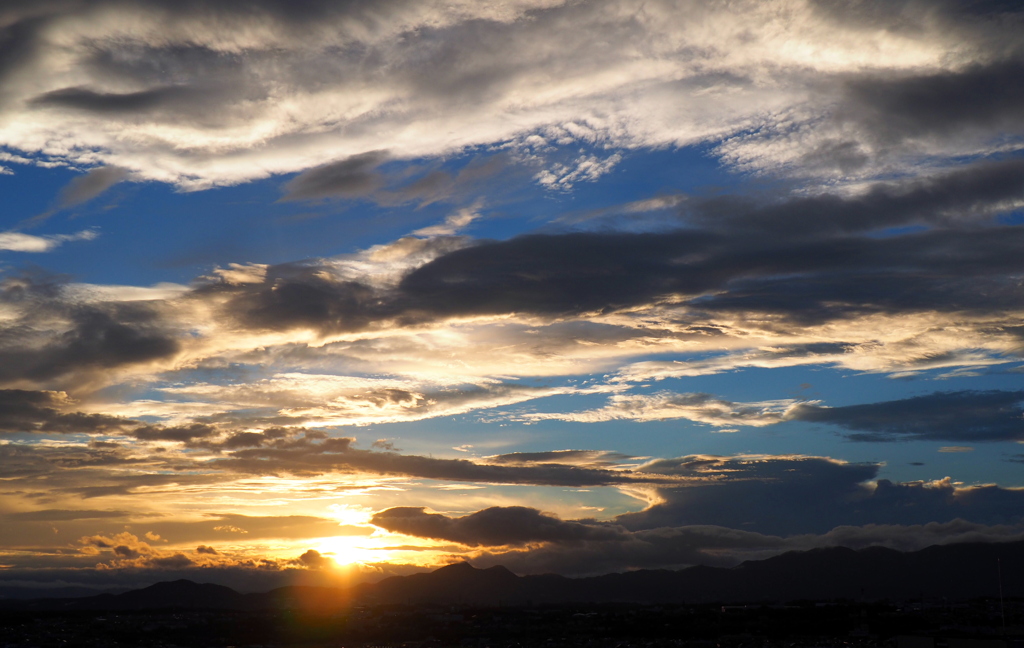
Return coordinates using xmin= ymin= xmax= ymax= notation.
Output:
xmin=0 ymin=0 xmax=1021 ymax=187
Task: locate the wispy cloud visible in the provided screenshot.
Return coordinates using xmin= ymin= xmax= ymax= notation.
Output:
xmin=0 ymin=229 xmax=96 ymax=252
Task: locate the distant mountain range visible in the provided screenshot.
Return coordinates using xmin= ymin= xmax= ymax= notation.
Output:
xmin=3 ymin=540 xmax=1022 ymax=611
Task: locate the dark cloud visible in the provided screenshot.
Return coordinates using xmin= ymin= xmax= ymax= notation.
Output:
xmin=195 ymin=545 xmax=219 ymax=555
xmin=207 ymin=261 xmax=382 ymax=333
xmin=843 ymin=61 xmax=1024 ymax=144
xmin=34 ymin=86 xmax=202 ymax=115
xmin=373 ymin=500 xmax=1024 ymax=577
xmin=692 ymin=157 xmax=1024 ymax=236
xmin=372 ymin=506 xmax=628 ymax=547
xmin=619 ymin=456 xmax=1024 ymax=535
xmin=293 ymin=548 xmax=332 ymax=569
xmin=193 ymin=195 xmax=1024 ymax=337
xmin=0 ymin=389 xmax=128 ymax=435
xmin=282 ymin=151 xmax=390 ymax=201
xmin=0 ymin=15 xmax=46 ymax=94
xmin=132 ymin=423 xmax=219 ymax=443
xmin=467 ymin=524 xmax=788 ymax=575
xmin=374 ymin=506 xmax=786 ymax=575
xmin=0 ymin=442 xmax=147 ymax=482
xmin=790 ymin=390 xmax=1024 ymax=442
xmin=5 ymin=158 xmax=1016 ymax=364
xmin=399 ymin=225 xmax=1024 ymax=325
xmin=0 ymin=273 xmax=181 ymax=385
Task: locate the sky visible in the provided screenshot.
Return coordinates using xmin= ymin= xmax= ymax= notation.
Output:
xmin=1 ymin=0 xmax=1024 ymax=594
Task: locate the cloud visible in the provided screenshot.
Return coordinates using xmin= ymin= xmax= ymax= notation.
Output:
xmin=518 ymin=392 xmax=797 ymax=428
xmin=55 ymin=166 xmax=129 ymax=209
xmin=789 ymin=390 xmax=1024 ymax=442
xmin=3 ymin=509 xmax=134 ymax=522
xmin=282 ymin=151 xmax=390 ymax=201
xmin=372 ymin=500 xmax=1024 ymax=576
xmin=0 ymin=389 xmax=128 ymax=435
xmin=535 ymin=153 xmax=622 ymax=190
xmin=619 ymin=455 xmax=1024 ymax=535
xmin=4 ymin=161 xmax=1024 ymax=423
xmin=515 ymin=389 xmax=1024 ymax=441
xmin=292 ymin=548 xmax=335 ymax=569
xmin=688 ymin=158 xmax=1024 ymax=236
xmin=131 ymin=423 xmax=219 ymax=443
xmin=0 ymin=0 xmax=1020 ymax=188
xmin=372 ymin=506 xmax=628 ymax=546
xmin=0 ymin=229 xmax=97 ymax=252
xmin=211 ymin=429 xmax=676 ymax=486
xmin=485 ymin=450 xmax=635 ymax=467
xmin=841 ymin=60 xmax=1024 ymax=146
xmin=0 ymin=272 xmax=182 ymax=386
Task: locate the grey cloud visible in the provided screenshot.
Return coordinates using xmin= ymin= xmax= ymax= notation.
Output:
xmin=35 ymin=86 xmax=204 ymax=115
xmin=790 ymin=390 xmax=1024 ymax=442
xmin=55 ymin=166 xmax=129 ymax=209
xmin=805 ymin=519 xmax=1024 ymax=553
xmin=282 ymin=151 xmax=390 ymax=201
xmin=375 ymin=153 xmax=511 ymax=207
xmin=371 ymin=506 xmax=628 ymax=547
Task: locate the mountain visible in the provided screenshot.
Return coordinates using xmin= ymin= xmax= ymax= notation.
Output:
xmin=0 ymin=585 xmax=129 ymax=600
xmin=3 ymin=540 xmax=1021 ymax=611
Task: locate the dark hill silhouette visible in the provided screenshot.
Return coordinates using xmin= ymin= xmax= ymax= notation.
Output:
xmin=3 ymin=540 xmax=1021 ymax=611
xmin=97 ymin=579 xmax=249 ymax=610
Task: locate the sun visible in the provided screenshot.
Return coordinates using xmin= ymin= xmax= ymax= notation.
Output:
xmin=314 ymin=535 xmax=390 ymax=566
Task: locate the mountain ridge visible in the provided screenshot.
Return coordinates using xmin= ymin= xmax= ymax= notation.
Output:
xmin=3 ymin=540 xmax=1021 ymax=611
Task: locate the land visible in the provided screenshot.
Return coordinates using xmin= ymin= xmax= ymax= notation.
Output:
xmin=1 ymin=541 xmax=1022 ymax=647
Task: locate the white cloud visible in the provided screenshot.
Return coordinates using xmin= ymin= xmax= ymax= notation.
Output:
xmin=516 ymin=391 xmax=800 ymax=428
xmin=0 ymin=229 xmax=97 ymax=252
xmin=0 ymin=0 xmax=1014 ymax=188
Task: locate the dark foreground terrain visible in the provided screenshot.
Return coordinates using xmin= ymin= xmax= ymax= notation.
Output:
xmin=1 ymin=598 xmax=1022 ymax=648
xmin=2 ymin=541 xmax=1023 ymax=647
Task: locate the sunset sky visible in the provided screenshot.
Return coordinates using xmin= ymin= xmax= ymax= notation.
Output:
xmin=2 ymin=0 xmax=1024 ymax=594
